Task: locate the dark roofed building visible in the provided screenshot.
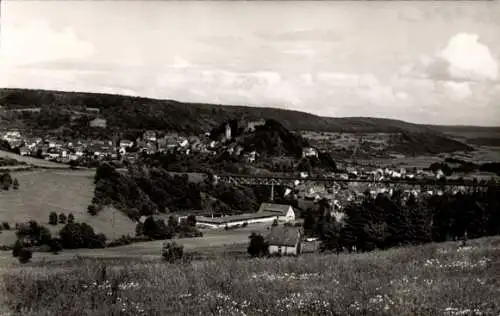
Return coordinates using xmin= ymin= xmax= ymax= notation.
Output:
xmin=267 ymin=226 xmax=303 ymax=256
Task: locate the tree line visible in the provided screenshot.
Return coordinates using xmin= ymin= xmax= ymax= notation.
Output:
xmin=310 ymin=185 xmax=500 ymax=253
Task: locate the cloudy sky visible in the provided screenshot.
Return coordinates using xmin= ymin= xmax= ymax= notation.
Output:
xmin=0 ymin=1 xmax=499 ymax=126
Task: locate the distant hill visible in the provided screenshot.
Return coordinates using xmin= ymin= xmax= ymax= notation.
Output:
xmin=0 ymin=88 xmax=474 ymax=154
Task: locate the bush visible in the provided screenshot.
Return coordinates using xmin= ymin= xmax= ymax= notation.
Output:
xmin=12 ymin=178 xmax=19 ymax=190
xmin=59 ymin=223 xmax=106 ymax=249
xmin=67 ymin=213 xmax=75 ymax=224
xmin=58 ymin=213 xmax=67 ymax=224
xmin=12 ymin=240 xmax=24 ymax=257
xmin=2 ymin=222 xmax=10 ymax=230
xmin=48 ymin=212 xmax=58 ymax=225
xmin=18 ymin=248 xmax=32 ymax=264
xmin=248 ymin=232 xmax=268 ymax=257
xmin=87 ymin=204 xmax=98 ymax=216
xmin=49 ymin=239 xmax=63 ymax=254
xmin=107 ymin=235 xmax=134 ymax=247
xmin=162 ymin=241 xmax=184 ymax=263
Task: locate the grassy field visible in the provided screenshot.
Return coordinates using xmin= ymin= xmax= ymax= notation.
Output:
xmin=0 ymin=237 xmax=499 ymax=315
xmin=0 ymin=150 xmax=68 ymax=169
xmin=0 ymin=169 xmax=136 ymax=246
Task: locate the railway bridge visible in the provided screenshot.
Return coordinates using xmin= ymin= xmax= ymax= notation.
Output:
xmin=214 ymin=173 xmax=498 ymax=201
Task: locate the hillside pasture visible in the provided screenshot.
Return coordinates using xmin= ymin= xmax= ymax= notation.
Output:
xmin=0 ymin=169 xmax=136 ymax=246
xmin=1 ymin=237 xmax=499 ymax=315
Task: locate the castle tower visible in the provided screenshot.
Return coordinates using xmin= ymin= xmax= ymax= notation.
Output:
xmin=225 ymin=123 xmax=231 ymax=140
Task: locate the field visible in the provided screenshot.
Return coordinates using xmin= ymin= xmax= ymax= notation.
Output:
xmin=0 ymin=169 xmax=136 ymax=246
xmin=0 ymin=237 xmax=499 ymax=315
xmin=0 ymin=150 xmax=68 ymax=169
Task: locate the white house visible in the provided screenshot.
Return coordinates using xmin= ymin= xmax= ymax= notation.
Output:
xmin=267 ymin=226 xmax=303 ymax=256
xmin=257 ymin=203 xmax=296 ymax=222
xmin=302 ymin=147 xmax=318 ymax=158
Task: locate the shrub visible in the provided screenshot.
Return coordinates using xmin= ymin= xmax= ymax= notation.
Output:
xmin=2 ymin=222 xmax=10 ymax=230
xmin=162 ymin=241 xmax=184 ymax=263
xmin=48 ymin=212 xmax=58 ymax=225
xmin=242 ymin=222 xmax=248 ymax=227
xmin=12 ymin=178 xmax=19 ymax=190
xmin=87 ymin=204 xmax=98 ymax=216
xmin=67 ymin=213 xmax=75 ymax=224
xmin=58 ymin=213 xmax=67 ymax=224
xmin=49 ymin=238 xmax=63 ymax=254
xmin=135 ymin=222 xmax=144 ymax=237
xmin=59 ymin=223 xmax=106 ymax=249
xmin=107 ymin=235 xmax=134 ymax=247
xmin=18 ymin=248 xmax=32 ymax=264
xmin=12 ymin=240 xmax=24 ymax=257
xmin=272 ymin=219 xmax=278 ymax=227
xmin=248 ymin=232 xmax=268 ymax=257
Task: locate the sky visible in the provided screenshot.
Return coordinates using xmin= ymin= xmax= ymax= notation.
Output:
xmin=0 ymin=1 xmax=499 ymax=126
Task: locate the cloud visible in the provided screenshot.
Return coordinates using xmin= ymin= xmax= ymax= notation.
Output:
xmin=0 ymin=20 xmax=96 ymax=67
xmin=406 ymin=33 xmax=498 ymax=83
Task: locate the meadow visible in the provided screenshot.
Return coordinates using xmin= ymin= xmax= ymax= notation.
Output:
xmin=0 ymin=237 xmax=499 ymax=316
xmin=0 ymin=169 xmax=136 ymax=246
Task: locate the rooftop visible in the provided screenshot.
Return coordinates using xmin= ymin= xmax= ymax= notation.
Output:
xmin=258 ymin=203 xmax=293 ymax=215
xmin=196 ymin=211 xmax=279 ymax=225
xmin=266 ymin=226 xmax=302 ymax=246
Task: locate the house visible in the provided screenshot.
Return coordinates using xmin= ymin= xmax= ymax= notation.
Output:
xmin=143 ymin=131 xmax=157 ymax=142
xmin=267 ymin=226 xmax=303 ymax=256
xmin=119 ymin=139 xmax=134 ymax=148
xmin=257 ymin=203 xmax=296 ymax=222
xmin=89 ymin=118 xmax=107 ymax=128
xmin=302 ymin=147 xmax=318 ymax=158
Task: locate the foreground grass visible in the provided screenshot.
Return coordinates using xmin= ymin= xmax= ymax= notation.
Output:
xmin=2 ymin=237 xmax=500 ymax=316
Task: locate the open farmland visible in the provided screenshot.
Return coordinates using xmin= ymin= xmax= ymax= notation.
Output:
xmin=0 ymin=169 xmax=136 ymax=246
xmin=1 ymin=237 xmax=499 ymax=315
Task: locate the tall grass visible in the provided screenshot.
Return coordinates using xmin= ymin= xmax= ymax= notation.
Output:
xmin=2 ymin=237 xmax=500 ymax=316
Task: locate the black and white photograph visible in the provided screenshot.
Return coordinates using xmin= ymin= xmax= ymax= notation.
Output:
xmin=0 ymin=0 xmax=499 ymax=315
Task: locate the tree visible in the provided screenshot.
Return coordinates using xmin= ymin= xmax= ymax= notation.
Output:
xmin=248 ymin=233 xmax=268 ymax=257
xmin=58 ymin=213 xmax=67 ymax=224
xmin=87 ymin=204 xmax=98 ymax=216
xmin=67 ymin=213 xmax=75 ymax=224
xmin=186 ymin=215 xmax=196 ymax=227
xmin=12 ymin=178 xmax=19 ymax=190
xmin=49 ymin=212 xmax=58 ymax=225
xmin=162 ymin=241 xmax=184 ymax=263
xmin=59 ymin=223 xmax=106 ymax=249
xmin=18 ymin=248 xmax=32 ymax=264
xmin=12 ymin=240 xmax=24 ymax=257
xmin=135 ymin=222 xmax=144 ymax=237
xmin=272 ymin=219 xmax=278 ymax=227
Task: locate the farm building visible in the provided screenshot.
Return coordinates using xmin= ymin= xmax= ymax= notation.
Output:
xmin=196 ymin=211 xmax=280 ymax=229
xmin=89 ymin=118 xmax=107 ymax=128
xmin=267 ymin=226 xmax=303 ymax=256
xmin=257 ymin=203 xmax=296 ymax=222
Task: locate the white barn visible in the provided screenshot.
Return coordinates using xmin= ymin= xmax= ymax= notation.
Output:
xmin=257 ymin=203 xmax=296 ymax=223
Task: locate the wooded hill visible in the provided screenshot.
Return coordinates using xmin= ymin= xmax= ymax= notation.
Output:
xmin=0 ymin=88 xmax=473 ymax=154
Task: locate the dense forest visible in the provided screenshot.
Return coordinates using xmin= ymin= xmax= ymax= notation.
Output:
xmin=309 ymin=184 xmax=500 ymax=253
xmin=90 ymin=163 xmax=289 ymax=219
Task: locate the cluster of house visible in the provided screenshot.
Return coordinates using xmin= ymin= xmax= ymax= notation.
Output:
xmin=0 ymin=129 xmax=237 ymax=163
